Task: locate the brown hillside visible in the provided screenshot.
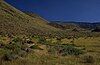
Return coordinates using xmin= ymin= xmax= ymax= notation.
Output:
xmin=0 ymin=0 xmax=60 ymax=36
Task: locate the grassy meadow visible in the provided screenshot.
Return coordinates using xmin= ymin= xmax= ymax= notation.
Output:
xmin=0 ymin=34 xmax=100 ymax=65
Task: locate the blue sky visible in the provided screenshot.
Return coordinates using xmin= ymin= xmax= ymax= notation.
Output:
xmin=5 ymin=0 xmax=100 ymax=22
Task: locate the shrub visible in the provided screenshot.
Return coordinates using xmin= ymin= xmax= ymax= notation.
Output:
xmin=0 ymin=36 xmax=32 ymax=61
xmin=4 ymin=42 xmax=22 ymax=54
xmin=58 ymin=44 xmax=83 ymax=56
xmin=2 ymin=42 xmax=21 ymax=61
xmin=3 ymin=50 xmax=18 ymax=61
xmin=2 ymin=38 xmax=27 ymax=61
xmin=80 ymin=54 xmax=95 ymax=63
xmin=33 ymin=35 xmax=46 ymax=44
xmin=48 ymin=44 xmax=83 ymax=56
xmin=30 ymin=45 xmax=43 ymax=50
xmin=12 ymin=36 xmax=22 ymax=43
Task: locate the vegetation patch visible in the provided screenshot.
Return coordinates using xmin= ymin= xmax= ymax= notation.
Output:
xmin=48 ymin=44 xmax=83 ymax=56
xmin=32 ymin=35 xmax=47 ymax=44
xmin=80 ymin=54 xmax=95 ymax=63
xmin=30 ymin=45 xmax=43 ymax=50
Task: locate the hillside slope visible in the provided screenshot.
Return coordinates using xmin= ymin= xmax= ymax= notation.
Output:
xmin=53 ymin=21 xmax=100 ymax=30
xmin=48 ymin=22 xmax=82 ymax=30
xmin=0 ymin=0 xmax=60 ymax=35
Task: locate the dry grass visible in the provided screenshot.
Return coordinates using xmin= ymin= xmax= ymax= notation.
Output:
xmin=0 ymin=36 xmax=100 ymax=65
xmin=0 ymin=0 xmax=60 ymax=36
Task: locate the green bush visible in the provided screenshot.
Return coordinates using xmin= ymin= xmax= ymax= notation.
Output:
xmin=59 ymin=44 xmax=83 ymax=56
xmin=2 ymin=42 xmax=21 ymax=61
xmin=48 ymin=44 xmax=83 ymax=56
xmin=2 ymin=38 xmax=27 ymax=61
xmin=12 ymin=36 xmax=22 ymax=43
xmin=33 ymin=35 xmax=46 ymax=44
xmin=3 ymin=50 xmax=18 ymax=61
xmin=30 ymin=45 xmax=43 ymax=50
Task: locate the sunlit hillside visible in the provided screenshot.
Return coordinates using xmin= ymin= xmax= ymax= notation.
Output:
xmin=0 ymin=0 xmax=100 ymax=65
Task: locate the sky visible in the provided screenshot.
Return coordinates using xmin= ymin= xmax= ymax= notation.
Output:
xmin=5 ymin=0 xmax=100 ymax=22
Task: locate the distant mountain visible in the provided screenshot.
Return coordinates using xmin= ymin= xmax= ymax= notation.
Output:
xmin=48 ymin=22 xmax=80 ymax=30
xmin=50 ymin=21 xmax=100 ymax=30
xmin=0 ymin=0 xmax=60 ymax=36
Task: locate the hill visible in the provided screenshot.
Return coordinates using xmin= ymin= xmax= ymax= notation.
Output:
xmin=48 ymin=22 xmax=80 ymax=30
xmin=50 ymin=21 xmax=100 ymax=30
xmin=0 ymin=0 xmax=60 ymax=36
